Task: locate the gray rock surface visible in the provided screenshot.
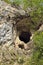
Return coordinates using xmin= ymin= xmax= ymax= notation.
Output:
xmin=0 ymin=0 xmax=16 ymax=45
xmin=0 ymin=22 xmax=13 ymax=45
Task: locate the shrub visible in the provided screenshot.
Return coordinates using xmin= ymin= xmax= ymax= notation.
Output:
xmin=31 ymin=31 xmax=43 ymax=65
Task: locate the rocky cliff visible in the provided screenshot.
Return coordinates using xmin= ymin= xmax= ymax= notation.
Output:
xmin=0 ymin=0 xmax=43 ymax=65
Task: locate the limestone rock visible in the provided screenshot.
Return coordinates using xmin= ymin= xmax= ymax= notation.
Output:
xmin=0 ymin=22 xmax=13 ymax=45
xmin=38 ymin=24 xmax=43 ymax=31
xmin=0 ymin=1 xmax=34 ymax=65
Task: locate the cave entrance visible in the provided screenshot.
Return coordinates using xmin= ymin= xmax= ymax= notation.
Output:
xmin=19 ymin=31 xmax=31 ymax=43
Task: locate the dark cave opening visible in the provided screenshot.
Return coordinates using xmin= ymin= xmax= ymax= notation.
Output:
xmin=18 ymin=44 xmax=24 ymax=49
xmin=19 ymin=31 xmax=31 ymax=43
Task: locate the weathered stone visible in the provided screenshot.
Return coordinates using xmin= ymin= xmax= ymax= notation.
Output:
xmin=0 ymin=22 xmax=13 ymax=45
xmin=0 ymin=1 xmax=34 ymax=65
xmin=38 ymin=24 xmax=43 ymax=31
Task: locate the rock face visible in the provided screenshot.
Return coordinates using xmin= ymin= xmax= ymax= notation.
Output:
xmin=0 ymin=0 xmax=31 ymax=46
xmin=0 ymin=22 xmax=13 ymax=45
xmin=0 ymin=0 xmax=43 ymax=65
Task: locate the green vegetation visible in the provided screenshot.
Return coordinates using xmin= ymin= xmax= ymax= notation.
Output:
xmin=4 ymin=0 xmax=11 ymax=4
xmin=30 ymin=31 xmax=43 ymax=65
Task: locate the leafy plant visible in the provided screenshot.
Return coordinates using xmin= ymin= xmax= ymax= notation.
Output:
xmin=31 ymin=31 xmax=43 ymax=65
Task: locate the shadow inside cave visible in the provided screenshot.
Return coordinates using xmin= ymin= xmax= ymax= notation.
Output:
xmin=19 ymin=31 xmax=31 ymax=43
